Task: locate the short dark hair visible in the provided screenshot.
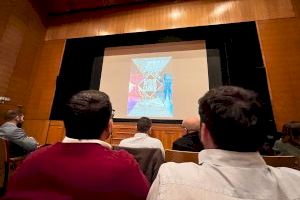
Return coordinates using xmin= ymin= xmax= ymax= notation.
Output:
xmin=198 ymin=86 xmax=266 ymax=152
xmin=4 ymin=109 xmax=23 ymax=121
xmin=64 ymin=90 xmax=112 ymax=139
xmin=137 ymin=117 xmax=152 ymax=133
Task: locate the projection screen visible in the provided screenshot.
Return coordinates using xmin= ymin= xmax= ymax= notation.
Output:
xmin=100 ymin=41 xmax=209 ymax=120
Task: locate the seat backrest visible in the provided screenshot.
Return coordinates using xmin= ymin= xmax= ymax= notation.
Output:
xmin=0 ymin=137 xmax=8 ymax=162
xmin=0 ymin=137 xmax=9 ymax=193
xmin=165 ymin=149 xmax=198 ymax=164
xmin=165 ymin=151 xmax=300 ymax=171
xmin=113 ymin=146 xmax=164 ymax=183
xmin=263 ymin=156 xmax=300 ymax=170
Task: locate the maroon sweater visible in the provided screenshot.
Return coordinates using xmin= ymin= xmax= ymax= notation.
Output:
xmin=3 ymin=143 xmax=150 ymax=200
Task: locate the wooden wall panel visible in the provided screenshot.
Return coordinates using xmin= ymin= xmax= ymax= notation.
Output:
xmin=152 ymin=124 xmax=182 ymax=150
xmin=23 ymin=120 xmax=50 ymax=145
xmin=45 ymin=121 xmax=182 ymax=149
xmin=0 ymin=0 xmax=46 ymax=106
xmin=112 ymin=122 xmax=182 ymax=149
xmin=46 ymin=0 xmax=294 ymax=40
xmin=24 ymin=40 xmax=65 ymax=120
xmin=46 ymin=120 xmax=65 ymax=144
xmin=0 ymin=0 xmax=14 ymax=46
xmin=256 ymin=0 xmax=300 ymax=130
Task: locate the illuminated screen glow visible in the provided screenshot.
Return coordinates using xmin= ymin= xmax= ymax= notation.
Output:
xmin=100 ymin=41 xmax=209 ymax=120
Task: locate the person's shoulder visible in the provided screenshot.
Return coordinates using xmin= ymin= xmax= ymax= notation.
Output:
xmin=25 ymin=144 xmax=53 ymax=158
xmin=273 ymin=166 xmax=300 ymax=177
xmin=110 ymin=149 xmax=142 ymax=173
xmin=158 ymin=162 xmax=200 ymax=181
xmin=111 ymin=149 xmax=137 ymax=165
xmin=119 ymin=137 xmax=132 ymax=145
xmin=0 ymin=122 xmax=16 ymax=130
xmin=269 ymin=166 xmax=300 ymax=193
xmin=186 ymin=131 xmax=200 ymax=138
xmin=150 ymin=137 xmax=163 ymax=144
xmin=16 ymin=144 xmax=54 ymax=168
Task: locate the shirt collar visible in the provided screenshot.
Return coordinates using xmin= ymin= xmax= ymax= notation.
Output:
xmin=134 ymin=133 xmax=149 ymax=138
xmin=199 ymin=149 xmax=266 ymax=168
xmin=62 ymin=136 xmax=112 ymax=149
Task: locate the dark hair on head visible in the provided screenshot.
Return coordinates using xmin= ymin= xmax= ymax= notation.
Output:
xmin=137 ymin=117 xmax=152 ymax=133
xmin=198 ymin=86 xmax=266 ymax=152
xmin=4 ymin=109 xmax=23 ymax=121
xmin=63 ymin=90 xmax=112 ymax=139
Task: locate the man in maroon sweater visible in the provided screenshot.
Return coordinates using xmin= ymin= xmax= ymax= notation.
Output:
xmin=3 ymin=90 xmax=149 ymax=200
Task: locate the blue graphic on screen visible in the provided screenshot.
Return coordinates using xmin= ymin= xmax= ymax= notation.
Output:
xmin=127 ymin=56 xmax=174 ymax=117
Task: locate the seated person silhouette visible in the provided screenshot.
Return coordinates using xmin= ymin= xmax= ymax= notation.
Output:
xmin=172 ymin=116 xmax=204 ymax=152
xmin=147 ymin=86 xmax=300 ymax=200
xmin=0 ymin=109 xmax=38 ymax=157
xmin=119 ymin=117 xmax=165 ymax=157
xmin=3 ymin=90 xmax=149 ymax=200
xmin=273 ymin=121 xmax=300 ymax=156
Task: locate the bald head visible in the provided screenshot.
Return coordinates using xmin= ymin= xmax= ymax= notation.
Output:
xmin=182 ymin=116 xmax=200 ymax=132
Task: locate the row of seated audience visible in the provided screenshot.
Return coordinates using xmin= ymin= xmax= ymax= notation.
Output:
xmin=1 ymin=86 xmax=300 ymax=199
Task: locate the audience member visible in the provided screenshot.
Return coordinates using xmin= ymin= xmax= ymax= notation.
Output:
xmin=147 ymin=86 xmax=300 ymax=200
xmin=119 ymin=117 xmax=165 ymax=157
xmin=172 ymin=116 xmax=204 ymax=152
xmin=273 ymin=121 xmax=300 ymax=156
xmin=3 ymin=90 xmax=149 ymax=200
xmin=0 ymin=109 xmax=38 ymax=157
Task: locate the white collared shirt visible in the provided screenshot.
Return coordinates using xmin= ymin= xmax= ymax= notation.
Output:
xmin=147 ymin=149 xmax=300 ymax=200
xmin=119 ymin=133 xmax=165 ymax=157
xmin=62 ymin=136 xmax=112 ymax=149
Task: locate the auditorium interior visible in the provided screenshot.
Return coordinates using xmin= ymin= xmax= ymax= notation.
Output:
xmin=0 ymin=0 xmax=299 ymax=150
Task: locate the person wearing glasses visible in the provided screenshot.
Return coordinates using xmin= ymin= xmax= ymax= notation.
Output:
xmin=4 ymin=90 xmax=149 ymax=200
xmin=172 ymin=116 xmax=204 ymax=152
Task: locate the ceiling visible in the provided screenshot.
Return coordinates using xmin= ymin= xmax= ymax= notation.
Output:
xmin=30 ymin=0 xmax=174 ymax=15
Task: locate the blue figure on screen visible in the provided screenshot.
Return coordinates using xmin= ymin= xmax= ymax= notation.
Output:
xmin=164 ymin=74 xmax=174 ymax=115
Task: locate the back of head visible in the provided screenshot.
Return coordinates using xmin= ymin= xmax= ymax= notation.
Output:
xmin=182 ymin=116 xmax=200 ymax=132
xmin=137 ymin=117 xmax=152 ymax=133
xmin=198 ymin=86 xmax=266 ymax=152
xmin=64 ymin=90 xmax=112 ymax=139
xmin=4 ymin=109 xmax=23 ymax=121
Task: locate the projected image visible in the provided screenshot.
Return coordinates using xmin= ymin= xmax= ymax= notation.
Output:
xmin=127 ymin=57 xmax=174 ymax=117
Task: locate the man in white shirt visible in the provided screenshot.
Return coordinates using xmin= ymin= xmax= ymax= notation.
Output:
xmin=119 ymin=117 xmax=165 ymax=157
xmin=147 ymin=86 xmax=300 ymax=200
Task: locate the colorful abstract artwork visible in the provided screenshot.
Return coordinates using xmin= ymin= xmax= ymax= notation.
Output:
xmin=127 ymin=57 xmax=174 ymax=117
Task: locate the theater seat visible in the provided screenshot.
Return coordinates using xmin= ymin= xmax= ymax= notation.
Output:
xmin=164 ymin=150 xmax=300 ymax=171
xmin=262 ymin=156 xmax=300 ymax=170
xmin=113 ymin=146 xmax=164 ymax=183
xmin=0 ymin=138 xmax=26 ymax=195
xmin=165 ymin=149 xmax=198 ymax=164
